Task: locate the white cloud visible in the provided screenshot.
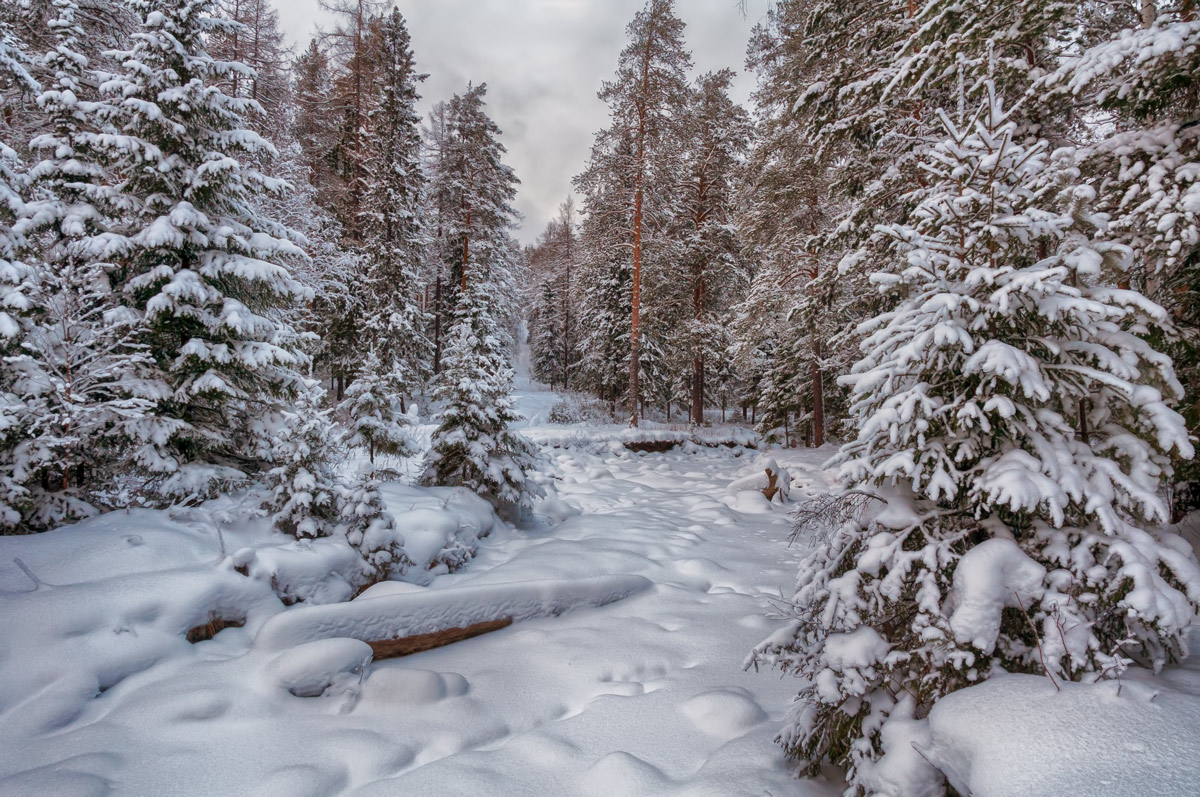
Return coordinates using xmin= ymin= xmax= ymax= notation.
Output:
xmin=269 ymin=0 xmax=759 ymax=243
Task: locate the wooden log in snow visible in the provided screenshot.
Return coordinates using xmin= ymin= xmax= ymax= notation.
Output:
xmin=255 ymin=574 xmax=653 ymax=655
xmin=368 ymin=617 xmax=514 ymax=660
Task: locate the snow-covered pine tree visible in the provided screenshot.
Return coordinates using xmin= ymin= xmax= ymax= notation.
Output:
xmin=291 ymin=39 xmax=341 ymax=214
xmin=422 ymin=82 xmax=537 ymax=512
xmin=337 ymin=346 xmax=416 ymax=464
xmin=358 ymin=7 xmax=431 ymax=406
xmin=423 ymin=282 xmax=539 ymax=512
xmin=93 ymin=0 xmax=311 ymax=502
xmin=7 ymin=0 xmax=158 ymax=529
xmin=0 ymin=17 xmax=38 ymax=531
xmin=574 ymin=129 xmax=635 ymax=412
xmin=321 ymin=0 xmax=387 ymax=241
xmin=259 ymin=379 xmax=340 ymax=539
xmin=676 ymin=69 xmax=750 ymax=425
xmin=588 ymin=0 xmax=691 ymax=426
xmin=525 ymin=199 xmax=578 ymax=391
xmin=1041 ymin=3 xmax=1200 ymax=515
xmin=752 ymin=86 xmax=1199 ymax=794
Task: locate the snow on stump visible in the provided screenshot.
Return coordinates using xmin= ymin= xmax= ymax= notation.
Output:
xmin=254 ymin=575 xmax=653 ymax=660
xmin=728 ymin=457 xmax=791 ymax=503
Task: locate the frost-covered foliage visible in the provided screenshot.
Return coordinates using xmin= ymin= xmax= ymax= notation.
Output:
xmin=260 ymin=382 xmax=340 ymax=539
xmin=752 ymin=89 xmax=1200 ymax=795
xmin=1041 ymin=9 xmax=1200 ymax=512
xmin=358 ymin=8 xmax=431 ymax=398
xmin=89 ymin=0 xmax=311 ymax=502
xmin=2 ymin=0 xmax=158 ymax=530
xmin=424 ymin=286 xmax=541 ymax=512
xmin=337 ymin=347 xmax=417 ymax=464
xmin=336 ymin=472 xmax=412 ymax=583
xmin=0 ymin=19 xmax=37 ymax=531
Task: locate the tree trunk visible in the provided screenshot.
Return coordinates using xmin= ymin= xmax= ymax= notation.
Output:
xmin=433 ymin=274 xmax=443 ymax=374
xmin=1141 ymin=0 xmax=1158 ymax=28
xmin=811 ymin=336 xmax=825 ymax=447
xmin=629 ymin=19 xmax=658 ymax=428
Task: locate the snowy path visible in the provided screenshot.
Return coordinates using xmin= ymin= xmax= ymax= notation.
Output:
xmin=351 ymin=443 xmax=840 ymax=795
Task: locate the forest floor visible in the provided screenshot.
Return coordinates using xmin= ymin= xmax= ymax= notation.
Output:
xmin=3 ymin=361 xmax=1198 ymax=795
xmin=0 ymin=368 xmax=847 ymax=795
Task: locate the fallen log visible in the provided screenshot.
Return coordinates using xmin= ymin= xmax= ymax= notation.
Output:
xmin=255 ymin=574 xmax=653 ymax=655
xmin=368 ymin=618 xmax=514 ymax=660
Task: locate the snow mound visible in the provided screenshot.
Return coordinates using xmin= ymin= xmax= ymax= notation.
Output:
xmin=265 ymin=637 xmax=373 ymax=698
xmin=255 ymin=574 xmax=654 ymax=650
xmin=678 ymin=687 xmax=767 ymax=738
xmin=948 ymin=538 xmax=1046 ymax=652
xmin=727 ymin=456 xmax=791 ymax=503
xmin=360 ymin=667 xmax=470 ymax=706
xmin=924 ymin=671 xmax=1200 ymax=796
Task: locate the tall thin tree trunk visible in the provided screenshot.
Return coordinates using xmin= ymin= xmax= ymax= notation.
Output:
xmin=811 ymin=334 xmax=825 ymax=447
xmin=629 ymin=22 xmax=657 ymax=428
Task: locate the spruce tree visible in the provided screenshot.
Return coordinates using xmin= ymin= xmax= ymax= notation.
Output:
xmin=1043 ymin=2 xmax=1200 ymax=514
xmin=358 ymin=7 xmax=431 ymax=406
xmin=422 ymin=83 xmax=537 ymax=512
xmin=423 ymin=284 xmax=539 ymax=511
xmin=0 ymin=17 xmax=37 ymax=531
xmin=753 ymin=87 xmax=1199 ymax=793
xmin=337 ymin=346 xmax=416 ymax=464
xmin=8 ymin=0 xmax=157 ymax=528
xmin=93 ymin=0 xmax=311 ymax=501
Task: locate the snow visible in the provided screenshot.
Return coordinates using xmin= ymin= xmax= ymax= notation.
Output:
xmin=0 ymin=379 xmax=842 ymax=795
xmin=948 ymin=538 xmax=1047 ymax=653
xmin=923 ymin=656 xmax=1200 ymax=797
xmin=254 ymin=574 xmax=654 ymax=651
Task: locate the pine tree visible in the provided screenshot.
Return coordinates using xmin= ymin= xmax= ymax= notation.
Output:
xmin=358 ymin=7 xmax=431 ymax=404
xmin=676 ymin=69 xmax=750 ymax=425
xmin=526 ymin=198 xmax=578 ymax=390
xmin=590 ymin=0 xmax=691 ymax=426
xmin=320 ymin=0 xmax=386 ymax=240
xmin=0 ymin=16 xmax=37 ymax=531
xmin=93 ymin=0 xmax=311 ymax=501
xmin=422 ymin=83 xmax=536 ymax=511
xmin=209 ymin=0 xmax=291 ymax=133
xmin=291 ymin=39 xmax=341 ymax=213
xmin=752 ymin=87 xmax=1199 ymax=793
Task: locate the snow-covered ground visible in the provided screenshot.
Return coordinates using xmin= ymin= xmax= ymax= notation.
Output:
xmin=0 ymin=371 xmax=845 ymax=795
xmin=3 ymin=369 xmax=1199 ymax=795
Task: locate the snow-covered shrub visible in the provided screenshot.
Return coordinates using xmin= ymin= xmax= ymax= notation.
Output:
xmin=751 ymin=87 xmax=1200 ymax=794
xmin=548 ymin=399 xmax=578 ymax=425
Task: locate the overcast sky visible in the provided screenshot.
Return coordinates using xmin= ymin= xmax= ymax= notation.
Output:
xmin=268 ymin=0 xmax=765 ymax=244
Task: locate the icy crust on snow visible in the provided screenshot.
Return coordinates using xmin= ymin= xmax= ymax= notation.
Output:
xmin=256 ymin=574 xmax=654 ymax=650
xmin=924 ymin=660 xmax=1200 ymax=797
